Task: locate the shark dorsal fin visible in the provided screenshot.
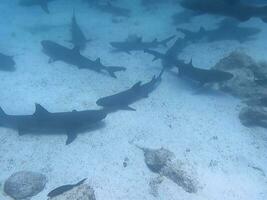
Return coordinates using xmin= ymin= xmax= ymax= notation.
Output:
xmin=188 ymin=59 xmax=193 ymax=67
xmin=34 ymin=103 xmax=49 ymax=116
xmin=199 ymin=27 xmax=205 ymax=33
xmin=137 ymin=37 xmax=142 ymax=43
xmin=72 ymin=46 xmax=80 ymax=54
xmin=95 ymin=58 xmax=101 ymax=65
xmin=152 ymin=38 xmax=158 ymax=43
xmin=131 ymin=81 xmax=142 ymax=90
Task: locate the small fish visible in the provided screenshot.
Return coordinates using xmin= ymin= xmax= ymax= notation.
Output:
xmin=47 ymin=178 xmax=87 ymax=198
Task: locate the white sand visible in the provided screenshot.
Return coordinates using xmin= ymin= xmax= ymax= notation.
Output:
xmin=0 ymin=0 xmax=267 ymax=200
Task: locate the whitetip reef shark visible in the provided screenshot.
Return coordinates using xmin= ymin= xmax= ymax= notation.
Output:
xmin=0 ymin=104 xmax=107 ymax=145
xmin=96 ymin=69 xmax=164 ymax=111
xmin=19 ymin=0 xmax=57 ymax=14
xmin=41 ymin=40 xmax=126 ymax=78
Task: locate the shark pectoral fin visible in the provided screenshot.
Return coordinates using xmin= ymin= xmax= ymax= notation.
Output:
xmin=123 ymin=106 xmax=136 ymax=111
xmin=66 ymin=131 xmax=77 ymax=145
xmin=152 ymin=57 xmax=159 ymax=62
xmin=131 ymin=81 xmax=142 ymax=90
xmin=40 ymin=2 xmax=49 ymax=14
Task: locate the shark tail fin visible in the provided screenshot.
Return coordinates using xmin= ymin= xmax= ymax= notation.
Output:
xmin=106 ymin=66 xmax=127 ymax=78
xmin=159 ymin=35 xmax=176 ymax=47
xmin=75 ymin=178 xmax=87 ymax=186
xmin=72 ymin=8 xmax=76 ymax=19
xmin=40 ymin=1 xmax=49 ymax=14
xmin=144 ymin=49 xmax=163 ymax=62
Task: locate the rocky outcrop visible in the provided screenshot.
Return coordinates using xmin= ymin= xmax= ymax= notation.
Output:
xmin=213 ymin=51 xmax=267 ymax=99
xmin=4 ymin=171 xmax=47 ymax=200
xmin=239 ymin=106 xmax=267 ymax=128
xmin=138 ymin=146 xmax=198 ymax=195
xmin=48 ymin=184 xmax=96 ymax=200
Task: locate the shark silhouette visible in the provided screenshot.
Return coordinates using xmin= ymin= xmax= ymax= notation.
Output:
xmin=96 ymin=70 xmax=164 ymax=111
xmin=19 ymin=0 xmax=56 ymax=14
xmin=0 ymin=104 xmax=107 ymax=145
xmin=41 ymin=40 xmax=126 ymax=78
xmin=180 ymin=0 xmax=267 ymax=22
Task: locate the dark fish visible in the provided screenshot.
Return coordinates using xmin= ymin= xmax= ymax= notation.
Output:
xmin=41 ymin=40 xmax=126 ymax=78
xmin=95 ymin=2 xmax=131 ymax=17
xmin=178 ymin=60 xmax=234 ymax=85
xmin=96 ymin=69 xmax=164 ymax=111
xmin=19 ymin=0 xmax=56 ymax=14
xmin=177 ymin=18 xmax=261 ymax=43
xmin=0 ymin=53 xmax=16 ymax=71
xmin=110 ymin=35 xmax=175 ymax=54
xmin=180 ymin=0 xmax=267 ymax=23
xmin=48 ymin=178 xmax=87 ymax=198
xmin=144 ymin=50 xmax=233 ymax=85
xmin=144 ymin=38 xmax=188 ymax=69
xmin=254 ymin=78 xmax=267 ymax=86
xmin=0 ymin=104 xmax=107 ymax=145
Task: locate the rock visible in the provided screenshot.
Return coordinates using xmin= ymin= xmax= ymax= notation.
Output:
xmin=140 ymin=147 xmax=174 ymax=173
xmin=213 ymin=51 xmax=267 ymax=99
xmin=48 ymin=184 xmax=96 ymax=200
xmin=149 ymin=176 xmax=164 ymax=197
xmin=4 ymin=171 xmax=47 ymax=200
xmin=239 ymin=106 xmax=267 ymax=128
xmin=161 ymin=162 xmax=198 ymax=193
xmin=139 ymin=146 xmax=198 ymax=193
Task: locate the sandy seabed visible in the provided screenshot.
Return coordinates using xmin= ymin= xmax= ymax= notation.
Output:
xmin=0 ymin=1 xmax=267 ymax=200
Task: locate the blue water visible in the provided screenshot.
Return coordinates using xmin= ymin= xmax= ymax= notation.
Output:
xmin=0 ymin=0 xmax=267 ymax=200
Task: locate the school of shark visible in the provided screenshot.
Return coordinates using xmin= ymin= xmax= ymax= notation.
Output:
xmin=1 ymin=0 xmax=267 ymax=199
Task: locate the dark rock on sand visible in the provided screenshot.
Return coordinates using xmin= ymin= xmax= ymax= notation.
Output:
xmin=48 ymin=184 xmax=96 ymax=200
xmin=4 ymin=171 xmax=47 ymax=200
xmin=213 ymin=51 xmax=267 ymax=99
xmin=138 ymin=146 xmax=198 ymax=194
xmin=239 ymin=106 xmax=267 ymax=128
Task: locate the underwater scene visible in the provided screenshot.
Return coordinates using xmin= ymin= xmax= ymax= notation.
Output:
xmin=0 ymin=0 xmax=267 ymax=199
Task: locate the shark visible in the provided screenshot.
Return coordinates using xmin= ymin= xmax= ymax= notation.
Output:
xmin=0 ymin=53 xmax=16 ymax=71
xmin=177 ymin=18 xmax=261 ymax=43
xmin=0 ymin=104 xmax=107 ymax=145
xmin=68 ymin=10 xmax=91 ymax=51
xmin=144 ymin=38 xmax=188 ymax=69
xmin=177 ymin=60 xmax=234 ymax=85
xmin=144 ymin=49 xmax=233 ymax=85
xmin=19 ymin=0 xmax=56 ymax=14
xmin=110 ymin=35 xmax=176 ymax=54
xmin=96 ymin=69 xmax=164 ymax=111
xmin=94 ymin=2 xmax=131 ymax=17
xmin=41 ymin=40 xmax=126 ymax=78
xmin=180 ymin=0 xmax=267 ymax=23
